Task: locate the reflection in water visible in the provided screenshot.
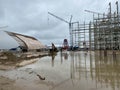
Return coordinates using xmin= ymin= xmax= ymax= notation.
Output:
xmin=95 ymin=51 xmax=120 ymax=90
xmin=50 ymin=52 xmax=57 ymax=67
xmin=69 ymin=51 xmax=120 ymax=90
xmin=70 ymin=51 xmax=89 ymax=80
xmin=61 ymin=51 xmax=68 ymax=60
xmin=1 ymin=51 xmax=120 ymax=90
xmin=63 ymin=52 xmax=68 ymax=60
xmin=48 ymin=51 xmax=120 ymax=90
xmin=60 ymin=51 xmax=68 ymax=64
xmin=49 ymin=51 xmax=68 ymax=67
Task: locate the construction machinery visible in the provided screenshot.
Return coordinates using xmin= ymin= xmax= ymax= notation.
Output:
xmin=84 ymin=10 xmax=106 ymax=16
xmin=62 ymin=39 xmax=69 ymax=50
xmin=48 ymin=12 xmax=73 ymax=48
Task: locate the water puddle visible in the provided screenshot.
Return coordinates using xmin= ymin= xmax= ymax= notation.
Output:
xmin=0 ymin=51 xmax=120 ymax=90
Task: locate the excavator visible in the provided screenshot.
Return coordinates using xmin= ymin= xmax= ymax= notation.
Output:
xmin=49 ymin=43 xmax=58 ymax=53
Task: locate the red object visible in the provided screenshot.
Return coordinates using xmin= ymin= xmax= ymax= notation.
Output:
xmin=62 ymin=39 xmax=69 ymax=50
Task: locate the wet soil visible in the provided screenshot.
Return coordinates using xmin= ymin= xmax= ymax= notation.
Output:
xmin=0 ymin=51 xmax=120 ymax=90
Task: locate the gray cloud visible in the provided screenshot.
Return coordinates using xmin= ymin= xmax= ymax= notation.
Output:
xmin=0 ymin=0 xmax=118 ymax=47
xmin=0 ymin=31 xmax=19 ymax=49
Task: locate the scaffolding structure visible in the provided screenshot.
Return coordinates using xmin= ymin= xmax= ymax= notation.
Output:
xmin=71 ymin=22 xmax=90 ymax=49
xmin=89 ymin=21 xmax=95 ymax=50
xmin=93 ymin=2 xmax=120 ymax=50
xmin=70 ymin=51 xmax=120 ymax=89
xmin=71 ymin=1 xmax=120 ymax=50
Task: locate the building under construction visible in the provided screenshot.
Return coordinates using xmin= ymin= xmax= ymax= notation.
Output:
xmin=71 ymin=1 xmax=120 ymax=50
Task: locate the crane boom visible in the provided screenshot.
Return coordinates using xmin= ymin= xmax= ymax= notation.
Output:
xmin=48 ymin=12 xmax=69 ymax=24
xmin=85 ymin=10 xmax=106 ymax=16
xmin=48 ymin=12 xmax=74 ymax=47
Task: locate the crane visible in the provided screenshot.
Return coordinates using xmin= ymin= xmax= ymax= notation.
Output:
xmin=84 ymin=10 xmax=107 ymax=16
xmin=48 ymin=12 xmax=73 ymax=48
xmin=48 ymin=12 xmax=70 ymax=24
xmin=48 ymin=12 xmax=72 ymax=24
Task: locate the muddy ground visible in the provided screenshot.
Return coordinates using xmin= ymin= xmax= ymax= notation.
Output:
xmin=0 ymin=51 xmax=120 ymax=90
xmin=0 ymin=76 xmax=21 ymax=90
xmin=0 ymin=51 xmax=56 ymax=90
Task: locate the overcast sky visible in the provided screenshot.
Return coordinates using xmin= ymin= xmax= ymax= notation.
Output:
xmin=0 ymin=0 xmax=118 ymax=47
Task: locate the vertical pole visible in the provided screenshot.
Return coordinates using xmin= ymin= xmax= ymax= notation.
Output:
xmin=78 ymin=22 xmax=79 ymax=47
xmin=84 ymin=21 xmax=86 ymax=50
xmin=69 ymin=23 xmax=73 ymax=50
xmin=108 ymin=2 xmax=112 ymax=50
xmin=109 ymin=2 xmax=111 ymax=18
xmin=98 ymin=14 xmax=100 ymax=50
xmin=116 ymin=1 xmax=120 ymax=50
xmin=89 ymin=21 xmax=91 ymax=50
xmin=93 ymin=14 xmax=95 ymax=50
xmin=116 ymin=1 xmax=119 ymax=17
